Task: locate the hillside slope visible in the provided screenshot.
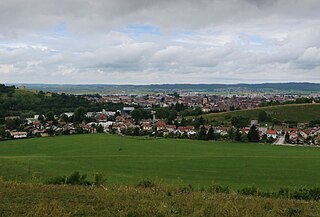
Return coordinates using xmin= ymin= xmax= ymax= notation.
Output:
xmin=198 ymin=103 xmax=320 ymax=123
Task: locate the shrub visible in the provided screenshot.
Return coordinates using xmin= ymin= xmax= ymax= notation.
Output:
xmin=66 ymin=171 xmax=90 ymax=185
xmin=278 ymin=187 xmax=290 ymax=198
xmin=137 ymin=179 xmax=155 ymax=188
xmin=207 ymin=185 xmax=230 ymax=194
xmin=93 ymin=173 xmax=105 ymax=186
xmin=179 ymin=184 xmax=194 ymax=194
xmin=286 ymin=207 xmax=301 ymax=217
xmin=47 ymin=176 xmax=66 ymax=185
xmin=237 ymin=186 xmax=258 ymax=196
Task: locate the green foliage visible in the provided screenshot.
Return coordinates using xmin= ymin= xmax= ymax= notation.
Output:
xmin=198 ymin=125 xmax=207 ymax=140
xmin=258 ymin=110 xmax=268 ymax=122
xmin=46 ymin=111 xmax=55 ymax=122
xmin=237 ymin=186 xmax=258 ymax=196
xmin=198 ymin=104 xmax=320 ymax=124
xmin=206 ymin=126 xmax=217 ymax=140
xmin=247 ymin=125 xmax=260 ymax=142
xmin=231 ymin=116 xmax=249 ymax=128
xmin=73 ymin=107 xmax=86 ymax=123
xmin=47 ymin=175 xmax=66 ymax=185
xmin=96 ymin=124 xmax=104 ymax=133
xmin=131 ymin=109 xmax=151 ymax=123
xmin=207 ymin=185 xmax=230 ymax=194
xmin=137 ymin=179 xmax=155 ymax=188
xmin=193 ymin=116 xmax=205 ymax=129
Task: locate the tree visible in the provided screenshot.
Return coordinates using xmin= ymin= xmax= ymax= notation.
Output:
xmin=258 ymin=111 xmax=268 ymax=122
xmin=285 ymin=132 xmax=290 ymax=143
xmin=74 ymin=107 xmax=86 ymax=123
xmin=198 ymin=125 xmax=207 ymax=140
xmin=133 ymin=127 xmax=140 ymax=136
xmin=46 ymin=111 xmax=55 ymax=122
xmin=96 ymin=124 xmax=104 ymax=133
xmin=38 ymin=114 xmax=45 ymax=123
xmin=247 ymin=125 xmax=260 ymax=142
xmin=0 ymin=126 xmax=5 ymax=139
xmin=60 ymin=114 xmax=69 ymax=123
xmin=131 ymin=109 xmax=151 ymax=123
xmin=234 ymin=128 xmax=242 ymax=142
xmin=194 ymin=116 xmax=205 ymax=129
xmin=231 ymin=116 xmax=249 ymax=128
xmin=206 ymin=126 xmax=217 ymax=140
xmin=167 ymin=110 xmax=177 ymax=124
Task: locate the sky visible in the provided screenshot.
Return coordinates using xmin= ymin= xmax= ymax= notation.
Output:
xmin=1 ymin=0 xmax=320 ymax=84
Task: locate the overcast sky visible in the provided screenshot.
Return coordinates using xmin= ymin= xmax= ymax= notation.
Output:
xmin=1 ymin=0 xmax=320 ymax=84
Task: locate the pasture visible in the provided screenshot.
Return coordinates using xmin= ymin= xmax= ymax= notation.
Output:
xmin=1 ymin=134 xmax=320 ymax=190
xmin=195 ymin=103 xmax=320 ymax=123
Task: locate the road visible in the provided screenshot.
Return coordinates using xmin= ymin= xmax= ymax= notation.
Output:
xmin=274 ymin=136 xmax=285 ymax=145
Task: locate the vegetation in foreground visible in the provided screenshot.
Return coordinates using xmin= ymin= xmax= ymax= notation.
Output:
xmin=1 ymin=180 xmax=320 ymax=217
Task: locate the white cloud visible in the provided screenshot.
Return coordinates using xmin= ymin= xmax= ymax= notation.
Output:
xmin=0 ymin=0 xmax=320 ymax=83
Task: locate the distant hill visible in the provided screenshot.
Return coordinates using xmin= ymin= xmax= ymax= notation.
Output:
xmin=0 ymin=84 xmax=102 ymax=117
xmin=9 ymin=82 xmax=320 ymax=94
xmin=197 ymin=103 xmax=320 ymax=123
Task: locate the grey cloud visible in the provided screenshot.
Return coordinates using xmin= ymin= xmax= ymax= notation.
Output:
xmin=1 ymin=0 xmax=320 ymax=83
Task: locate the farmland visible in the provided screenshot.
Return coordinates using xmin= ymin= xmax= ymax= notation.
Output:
xmin=1 ymin=134 xmax=320 ymax=190
xmin=197 ymin=103 xmax=320 ymax=123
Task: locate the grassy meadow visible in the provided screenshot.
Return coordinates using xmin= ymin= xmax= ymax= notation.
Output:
xmin=1 ymin=134 xmax=320 ymax=190
xmin=196 ymin=103 xmax=320 ymax=123
xmin=1 ymin=180 xmax=320 ymax=217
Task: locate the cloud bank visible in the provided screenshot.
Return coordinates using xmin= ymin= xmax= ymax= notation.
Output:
xmin=1 ymin=0 xmax=320 ymax=84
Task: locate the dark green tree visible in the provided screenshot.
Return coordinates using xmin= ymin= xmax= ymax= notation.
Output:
xmin=198 ymin=125 xmax=207 ymax=140
xmin=74 ymin=107 xmax=86 ymax=123
xmin=247 ymin=125 xmax=260 ymax=142
xmin=134 ymin=127 xmax=140 ymax=136
xmin=96 ymin=124 xmax=104 ymax=133
xmin=234 ymin=128 xmax=242 ymax=142
xmin=258 ymin=111 xmax=268 ymax=122
xmin=285 ymin=132 xmax=290 ymax=143
xmin=46 ymin=111 xmax=55 ymax=122
xmin=206 ymin=126 xmax=217 ymax=140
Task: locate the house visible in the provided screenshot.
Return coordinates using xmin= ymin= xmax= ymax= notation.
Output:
xmin=10 ymin=132 xmax=28 ymax=139
xmin=156 ymin=121 xmax=166 ymax=131
xmin=166 ymin=125 xmax=176 ymax=132
xmin=142 ymin=122 xmax=153 ymax=131
xmin=201 ymin=106 xmax=211 ymax=113
xmin=266 ymin=129 xmax=278 ymax=139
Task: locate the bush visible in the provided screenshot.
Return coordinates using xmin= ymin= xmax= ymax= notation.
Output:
xmin=237 ymin=186 xmax=258 ymax=196
xmin=207 ymin=185 xmax=230 ymax=194
xmin=47 ymin=175 xmax=66 ymax=185
xmin=66 ymin=171 xmax=90 ymax=185
xmin=93 ymin=173 xmax=105 ymax=186
xmin=136 ymin=180 xmax=155 ymax=188
xmin=179 ymin=184 xmax=194 ymax=194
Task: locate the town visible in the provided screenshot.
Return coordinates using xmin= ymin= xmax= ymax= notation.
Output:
xmin=2 ymin=91 xmax=320 ymax=146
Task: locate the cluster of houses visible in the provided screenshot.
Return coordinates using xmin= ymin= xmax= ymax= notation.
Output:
xmin=2 ymin=107 xmax=320 ymax=146
xmin=87 ymin=92 xmax=320 ymax=113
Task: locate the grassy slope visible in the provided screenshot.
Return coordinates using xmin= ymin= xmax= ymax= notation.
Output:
xmin=1 ymin=134 xmax=320 ymax=190
xmin=197 ymin=103 xmax=320 ymax=123
xmin=1 ymin=181 xmax=320 ymax=217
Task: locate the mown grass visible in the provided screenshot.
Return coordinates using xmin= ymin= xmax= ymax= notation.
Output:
xmin=1 ymin=134 xmax=320 ymax=190
xmin=1 ymin=180 xmax=320 ymax=217
xmin=194 ymin=103 xmax=320 ymax=123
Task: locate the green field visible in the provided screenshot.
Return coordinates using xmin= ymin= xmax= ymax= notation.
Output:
xmin=1 ymin=134 xmax=320 ymax=190
xmin=197 ymin=103 xmax=320 ymax=123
